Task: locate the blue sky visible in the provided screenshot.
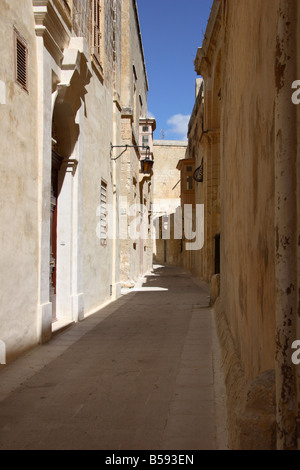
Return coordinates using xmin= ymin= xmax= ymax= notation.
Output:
xmin=137 ymin=0 xmax=213 ymax=141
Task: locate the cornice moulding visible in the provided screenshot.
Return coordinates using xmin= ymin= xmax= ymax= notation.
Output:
xmin=195 ymin=0 xmax=221 ymax=77
xmin=33 ymin=0 xmax=71 ymax=65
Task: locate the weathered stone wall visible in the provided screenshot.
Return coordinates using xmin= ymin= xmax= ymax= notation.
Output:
xmin=214 ymin=0 xmax=279 ymax=449
xmin=191 ymin=0 xmax=295 ymax=449
xmin=0 ymin=0 xmax=39 ymax=361
xmin=103 ymin=0 xmax=118 ymax=93
xmin=221 ymin=0 xmax=277 ymax=386
xmin=273 ymin=0 xmax=300 ymax=449
xmin=119 ymin=0 xmax=150 ymax=284
xmin=72 ymin=0 xmax=91 ymax=39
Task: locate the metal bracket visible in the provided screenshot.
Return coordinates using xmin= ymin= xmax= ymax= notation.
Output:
xmin=110 ymin=143 xmax=150 ymax=161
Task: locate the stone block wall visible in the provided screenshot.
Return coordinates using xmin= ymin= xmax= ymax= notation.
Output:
xmin=72 ymin=0 xmax=91 ymax=39
xmin=152 ymin=141 xmax=187 ymax=266
xmin=190 ymin=0 xmax=300 ymax=448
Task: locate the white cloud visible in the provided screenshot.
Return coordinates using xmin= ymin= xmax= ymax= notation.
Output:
xmin=147 ymin=110 xmax=156 ymax=119
xmin=166 ymin=114 xmax=190 ymax=139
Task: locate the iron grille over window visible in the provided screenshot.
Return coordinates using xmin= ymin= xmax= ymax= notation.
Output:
xmin=15 ymin=30 xmax=28 ymax=91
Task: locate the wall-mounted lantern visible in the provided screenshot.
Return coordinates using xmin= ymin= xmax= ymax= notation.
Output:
xmin=193 ymin=158 xmax=204 ymax=182
xmin=140 ymin=156 xmax=154 ymax=174
xmin=110 ymin=143 xmax=154 ymax=174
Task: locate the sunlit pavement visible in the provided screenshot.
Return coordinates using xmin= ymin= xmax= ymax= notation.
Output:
xmin=0 ymin=265 xmax=227 ymax=450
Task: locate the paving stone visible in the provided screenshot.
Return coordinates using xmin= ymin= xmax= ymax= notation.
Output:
xmin=0 ymin=266 xmax=226 ymax=450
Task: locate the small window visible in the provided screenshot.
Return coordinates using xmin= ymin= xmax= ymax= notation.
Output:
xmin=186 ymin=175 xmax=193 ymax=190
xmin=142 ymin=126 xmax=149 ymax=132
xmin=15 ymin=29 xmax=28 ymax=91
xmin=133 ymin=65 xmax=137 ymax=81
xmin=186 ymin=166 xmax=193 ymax=172
xmin=100 ymin=180 xmax=107 ymax=245
xmin=142 ymin=136 xmax=149 ymax=147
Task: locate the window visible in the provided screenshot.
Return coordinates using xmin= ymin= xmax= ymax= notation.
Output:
xmin=100 ymin=180 xmax=107 ymax=245
xmin=185 ymin=166 xmax=193 ymax=190
xmin=92 ymin=0 xmax=101 ymax=63
xmin=142 ymin=126 xmax=149 ymax=132
xmin=15 ymin=29 xmax=28 ymax=91
xmin=142 ymin=136 xmax=149 ymax=147
xmin=133 ymin=65 xmax=137 ymax=81
xmin=186 ymin=175 xmax=193 ymax=190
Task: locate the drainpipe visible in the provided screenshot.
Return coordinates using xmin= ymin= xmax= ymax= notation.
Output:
xmin=274 ymin=0 xmax=299 ymax=450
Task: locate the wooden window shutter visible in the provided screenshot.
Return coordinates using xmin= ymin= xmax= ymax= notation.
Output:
xmin=100 ymin=180 xmax=107 ymax=245
xmin=15 ymin=30 xmax=28 ymax=91
xmin=93 ymin=0 xmax=101 ymax=60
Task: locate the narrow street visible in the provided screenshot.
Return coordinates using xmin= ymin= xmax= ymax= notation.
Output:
xmin=0 ymin=266 xmax=227 ymax=450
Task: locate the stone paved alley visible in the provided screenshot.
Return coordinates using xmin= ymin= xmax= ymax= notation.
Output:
xmin=0 ymin=266 xmax=227 ymax=450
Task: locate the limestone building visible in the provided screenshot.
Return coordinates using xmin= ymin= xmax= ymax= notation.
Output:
xmin=0 ymin=0 xmax=153 ymax=363
xmin=152 ymin=140 xmax=187 ymax=266
xmin=184 ymin=0 xmax=300 ymax=450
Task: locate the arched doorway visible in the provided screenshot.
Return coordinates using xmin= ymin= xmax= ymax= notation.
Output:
xmin=50 ymin=96 xmax=79 ymax=324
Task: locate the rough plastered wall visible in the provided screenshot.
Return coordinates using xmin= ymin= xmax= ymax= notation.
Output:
xmin=82 ymin=81 xmax=115 ymax=313
xmin=219 ymin=0 xmax=278 ymax=448
xmin=152 ymin=141 xmax=187 ymax=266
xmin=0 ymin=1 xmax=39 ymax=362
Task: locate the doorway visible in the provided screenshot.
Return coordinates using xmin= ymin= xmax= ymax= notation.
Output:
xmin=50 ymin=150 xmax=63 ymax=322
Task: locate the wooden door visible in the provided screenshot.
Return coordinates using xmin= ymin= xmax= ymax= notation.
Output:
xmin=50 ymin=151 xmax=63 ymax=322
